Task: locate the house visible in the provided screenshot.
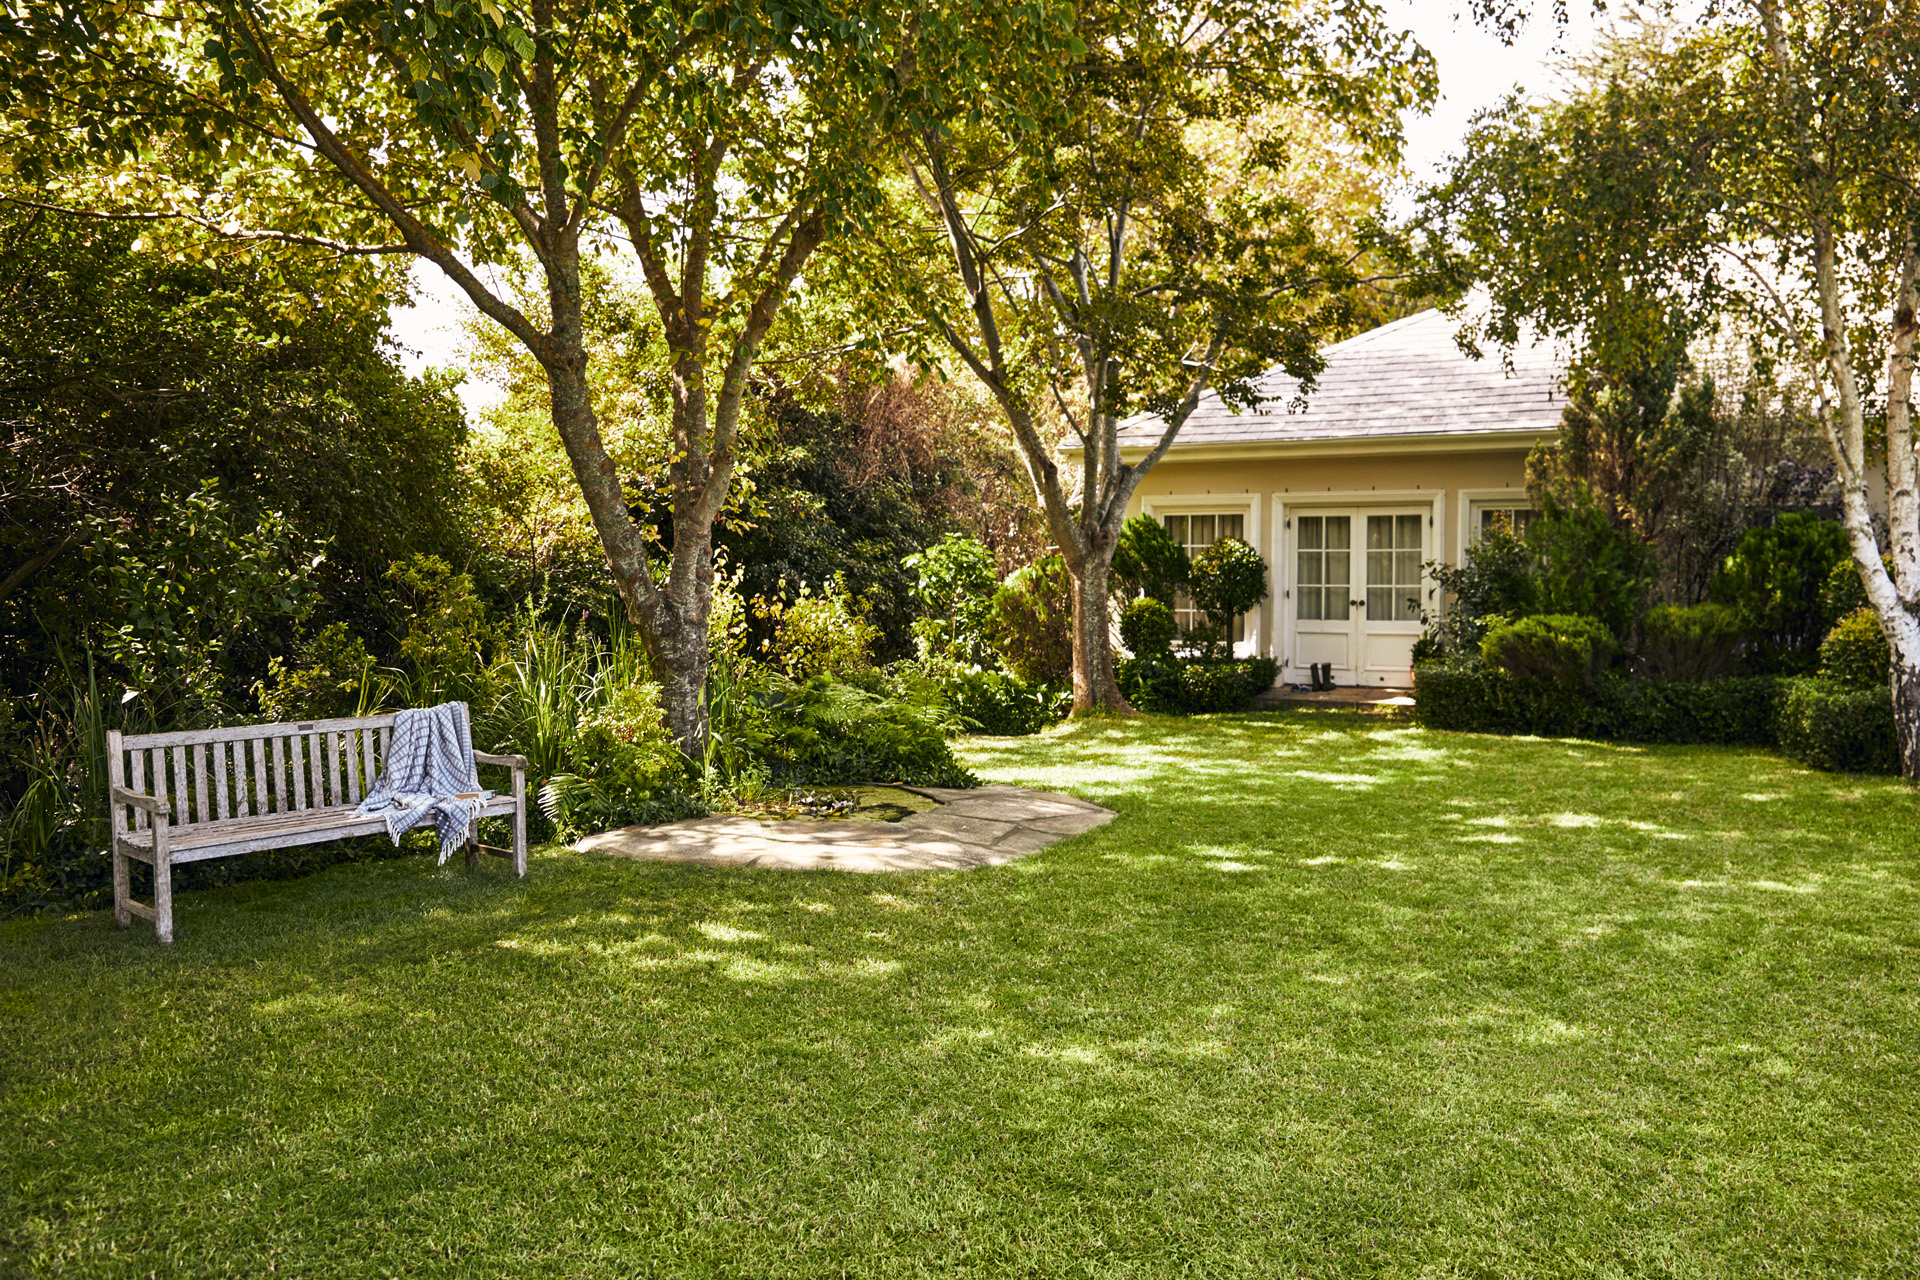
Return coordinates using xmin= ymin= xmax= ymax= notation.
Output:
xmin=1119 ymin=308 xmax=1565 ymax=687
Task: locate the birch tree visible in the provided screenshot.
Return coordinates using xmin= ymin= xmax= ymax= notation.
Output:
xmin=1424 ymin=2 xmax=1920 ymax=775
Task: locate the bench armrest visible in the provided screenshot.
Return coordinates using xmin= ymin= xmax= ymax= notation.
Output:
xmin=474 ymin=750 xmax=529 ymax=770
xmin=110 ymin=784 xmax=168 ymax=817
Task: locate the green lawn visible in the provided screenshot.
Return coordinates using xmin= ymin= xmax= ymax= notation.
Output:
xmin=5 ymin=713 xmax=1918 ymax=1277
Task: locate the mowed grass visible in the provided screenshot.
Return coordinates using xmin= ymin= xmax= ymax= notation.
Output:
xmin=4 ymin=712 xmax=1918 ymax=1278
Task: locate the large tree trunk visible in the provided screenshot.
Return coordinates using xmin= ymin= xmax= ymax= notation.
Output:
xmin=1892 ymin=639 xmax=1920 ymax=783
xmin=1064 ymin=536 xmax=1131 ymax=714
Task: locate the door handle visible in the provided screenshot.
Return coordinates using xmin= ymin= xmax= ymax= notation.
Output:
xmin=1349 ymin=599 xmax=1364 ymax=607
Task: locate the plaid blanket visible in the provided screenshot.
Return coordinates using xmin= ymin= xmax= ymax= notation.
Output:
xmin=356 ymin=701 xmax=485 ymax=864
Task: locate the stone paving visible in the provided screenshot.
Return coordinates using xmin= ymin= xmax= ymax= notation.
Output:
xmin=572 ymin=784 xmax=1114 ymax=873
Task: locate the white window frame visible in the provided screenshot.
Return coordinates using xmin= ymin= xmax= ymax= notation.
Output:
xmin=1138 ymin=495 xmax=1264 ymax=658
xmin=1458 ymin=489 xmax=1539 ymax=553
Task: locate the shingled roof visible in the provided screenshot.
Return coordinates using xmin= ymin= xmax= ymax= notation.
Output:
xmin=1117 ymin=308 xmax=1566 ymax=451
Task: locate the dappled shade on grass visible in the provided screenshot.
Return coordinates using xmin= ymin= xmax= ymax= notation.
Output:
xmin=4 ymin=712 xmax=1918 ymax=1276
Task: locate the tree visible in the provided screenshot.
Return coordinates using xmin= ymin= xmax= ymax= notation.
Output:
xmin=858 ymin=0 xmax=1433 ymax=713
xmin=3 ymin=0 xmax=1074 ymax=753
xmin=1423 ymin=5 xmax=1920 ymax=776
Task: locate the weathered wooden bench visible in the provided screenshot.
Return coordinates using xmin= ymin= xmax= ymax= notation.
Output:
xmin=105 ymin=714 xmax=529 ymax=944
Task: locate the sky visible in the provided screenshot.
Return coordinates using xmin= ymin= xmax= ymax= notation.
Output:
xmin=385 ymin=3 xmax=1604 ymax=419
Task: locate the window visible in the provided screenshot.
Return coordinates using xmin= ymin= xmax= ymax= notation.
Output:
xmin=1294 ymin=515 xmax=1351 ymax=621
xmin=1162 ymin=511 xmax=1248 ymax=641
xmin=1472 ymin=502 xmax=1538 ymax=541
xmin=1366 ymin=514 xmax=1424 ymax=622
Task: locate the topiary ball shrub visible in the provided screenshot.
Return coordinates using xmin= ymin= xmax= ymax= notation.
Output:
xmin=1819 ymin=607 xmax=1890 ymax=689
xmin=1119 ymin=597 xmax=1178 ymax=659
xmin=1480 ymin=614 xmax=1616 ymax=685
xmin=987 ymin=556 xmax=1074 ymax=685
xmin=1637 ymin=602 xmax=1746 ymax=682
xmin=1188 ymin=537 xmax=1269 ymax=638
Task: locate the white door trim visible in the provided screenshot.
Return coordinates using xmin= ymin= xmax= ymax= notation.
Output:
xmin=1273 ymin=491 xmax=1443 ymax=684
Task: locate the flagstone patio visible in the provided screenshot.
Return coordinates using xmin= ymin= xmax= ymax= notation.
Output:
xmin=572 ymin=785 xmax=1115 ymax=873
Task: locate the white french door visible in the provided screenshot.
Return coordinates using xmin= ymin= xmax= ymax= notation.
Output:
xmin=1288 ymin=507 xmax=1427 ymax=685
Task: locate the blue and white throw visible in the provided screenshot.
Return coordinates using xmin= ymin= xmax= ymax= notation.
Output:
xmin=356 ymin=701 xmax=486 ymax=864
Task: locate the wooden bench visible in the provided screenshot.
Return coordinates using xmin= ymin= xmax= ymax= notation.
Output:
xmin=105 ymin=714 xmax=529 ymax=944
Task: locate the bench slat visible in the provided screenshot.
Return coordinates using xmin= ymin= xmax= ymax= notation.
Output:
xmin=170 ymin=745 xmax=187 ymax=824
xmin=120 ymin=714 xmax=398 ymax=752
xmin=136 ymin=748 xmax=151 ymax=832
xmin=249 ymin=737 xmax=267 ymax=817
xmin=114 ymin=795 xmax=519 ymax=863
xmin=212 ymin=741 xmax=230 ymax=821
xmin=305 ymin=732 xmax=322 ymax=810
xmin=344 ymin=730 xmax=363 ymax=805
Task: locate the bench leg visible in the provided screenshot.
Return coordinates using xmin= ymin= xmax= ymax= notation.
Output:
xmin=512 ymin=766 xmax=527 ymax=878
xmin=153 ymin=849 xmax=174 ymax=946
xmin=112 ymin=844 xmax=131 ymax=929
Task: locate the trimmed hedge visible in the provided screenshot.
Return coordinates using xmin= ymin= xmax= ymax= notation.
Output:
xmin=1119 ymin=656 xmax=1280 ymax=715
xmin=1414 ymin=663 xmax=1899 ymax=774
xmin=1774 ymin=678 xmax=1900 ymax=774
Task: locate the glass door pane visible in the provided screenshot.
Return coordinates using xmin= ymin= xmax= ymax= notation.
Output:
xmin=1365 ymin=513 xmax=1424 ymax=621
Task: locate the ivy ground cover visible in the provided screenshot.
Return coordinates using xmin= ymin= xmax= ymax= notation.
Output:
xmin=4 ymin=714 xmax=1917 ymax=1277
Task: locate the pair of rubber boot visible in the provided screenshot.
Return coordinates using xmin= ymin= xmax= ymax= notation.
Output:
xmin=1307 ymin=662 xmax=1338 ymax=692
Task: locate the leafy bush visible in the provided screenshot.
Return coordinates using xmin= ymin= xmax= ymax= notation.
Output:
xmin=1188 ymin=537 xmax=1269 ymax=641
xmin=756 ymin=576 xmax=880 ymax=681
xmin=905 ymin=659 xmax=1068 ymax=736
xmin=1119 ymin=597 xmax=1178 ymax=659
xmin=255 ymin=624 xmax=383 ymax=723
xmin=1527 ymin=486 xmax=1654 ymax=642
xmin=904 ymin=534 xmax=999 ymax=665
xmin=1637 ymin=603 xmax=1745 ymax=682
xmin=1818 ymin=608 xmax=1889 ymax=689
xmin=1774 ymin=678 xmax=1899 ymax=774
xmin=538 ymin=682 xmax=701 ymax=839
xmin=1414 ymin=664 xmax=1777 ymax=744
xmin=1119 ymin=657 xmax=1279 ymax=715
xmin=1711 ymin=513 xmax=1850 ymax=673
xmin=987 ymin=556 xmax=1073 ymax=685
xmin=388 ymin=553 xmax=497 ymax=707
xmin=1481 ymin=615 xmax=1617 ymax=685
xmin=1423 ymin=526 xmax=1537 ymax=656
xmin=1111 ymin=514 xmax=1190 ymax=606
xmin=740 ymin=672 xmax=978 ymax=788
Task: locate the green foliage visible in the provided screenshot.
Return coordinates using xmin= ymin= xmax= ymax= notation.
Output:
xmin=905 ymin=534 xmax=1001 ymax=665
xmin=1637 ymin=603 xmax=1745 ymax=683
xmin=756 ymin=577 xmax=880 ymax=682
xmin=735 ymin=672 xmax=978 ymax=790
xmin=1414 ymin=663 xmax=1778 ymax=745
xmin=1774 ymin=678 xmax=1899 ymax=775
xmin=1711 ymin=514 xmax=1851 ymax=673
xmin=387 ymin=554 xmax=496 ymax=708
xmin=901 ymin=658 xmax=1068 ymax=737
xmin=1111 ymin=516 xmax=1191 ymax=608
xmin=255 ymin=624 xmax=383 ymax=723
xmin=538 ymin=683 xmax=701 ymax=841
xmin=1118 ymin=657 xmax=1280 ymax=716
xmin=1187 ymin=537 xmax=1269 ymax=641
xmin=1818 ymin=608 xmax=1889 ymax=690
xmin=1423 ymin=526 xmax=1537 ymax=656
xmin=1526 ymin=487 xmax=1654 ymax=642
xmin=987 ymin=557 xmax=1074 ymax=686
xmin=1119 ymin=598 xmax=1178 ymax=660
xmin=1481 ymin=615 xmax=1617 ymax=686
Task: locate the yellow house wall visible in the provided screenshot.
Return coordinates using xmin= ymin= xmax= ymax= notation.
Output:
xmin=1124 ymin=443 xmax=1536 ymax=682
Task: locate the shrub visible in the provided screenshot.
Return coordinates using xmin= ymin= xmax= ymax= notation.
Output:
xmin=1711 ymin=513 xmax=1850 ymax=673
xmin=742 ymin=673 xmax=978 ymax=788
xmin=255 ymin=624 xmax=383 ymax=722
xmin=757 ymin=576 xmax=880 ymax=681
xmin=387 ymin=553 xmax=497 ymax=707
xmin=1527 ymin=486 xmax=1654 ymax=642
xmin=539 ymin=682 xmax=702 ymax=839
xmin=1423 ymin=526 xmax=1537 ymax=656
xmin=1412 ymin=661 xmax=1590 ymax=736
xmin=1775 ymin=678 xmax=1899 ymax=774
xmin=1818 ymin=608 xmax=1889 ymax=689
xmin=1119 ymin=597 xmax=1178 ymax=659
xmin=1188 ymin=537 xmax=1269 ymax=641
xmin=1637 ymin=603 xmax=1745 ymax=682
xmin=1414 ymin=664 xmax=1777 ymax=744
xmin=1481 ymin=615 xmax=1616 ymax=685
xmin=904 ymin=534 xmax=999 ymax=664
xmin=1111 ymin=514 xmax=1190 ymax=606
xmin=987 ymin=556 xmax=1073 ymax=685
xmin=1119 ymin=657 xmax=1279 ymax=715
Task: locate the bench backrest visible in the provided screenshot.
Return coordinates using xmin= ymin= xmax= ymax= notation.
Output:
xmin=107 ymin=715 xmax=399 ymax=836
